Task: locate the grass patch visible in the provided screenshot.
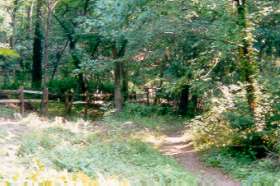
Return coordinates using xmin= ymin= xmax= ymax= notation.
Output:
xmin=18 ymin=125 xmax=197 ymax=185
xmin=103 ymin=113 xmax=185 ymax=131
xmin=18 ymin=127 xmax=81 ymax=156
xmin=202 ymin=148 xmax=280 ymax=185
xmin=102 ymin=104 xmax=187 ymax=131
xmin=32 ymin=102 xmax=104 ymax=121
xmin=0 ymin=106 xmax=16 ymax=118
xmin=50 ymin=140 xmax=196 ymax=185
xmin=102 ymin=103 xmax=187 ymax=130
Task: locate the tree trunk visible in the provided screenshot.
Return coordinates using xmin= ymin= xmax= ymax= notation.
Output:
xmin=112 ymin=45 xmax=123 ymax=112
xmin=18 ymin=86 xmax=24 ymax=115
xmin=10 ymin=0 xmax=19 ymax=49
xmin=178 ymin=85 xmax=190 ymax=115
xmin=27 ymin=0 xmax=35 ymax=36
xmin=41 ymin=1 xmax=52 ymax=115
xmin=112 ymin=39 xmax=128 ymax=112
xmin=121 ymin=61 xmax=129 ymax=101
xmin=32 ymin=0 xmax=43 ymax=89
xmin=84 ymin=0 xmax=90 ymax=15
xmin=235 ymin=0 xmax=265 ymax=129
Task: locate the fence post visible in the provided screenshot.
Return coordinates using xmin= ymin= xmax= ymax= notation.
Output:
xmin=130 ymin=91 xmax=137 ymax=103
xmin=64 ymin=89 xmax=73 ymax=114
xmin=144 ymin=87 xmax=150 ymax=105
xmin=18 ymin=86 xmax=24 ymax=115
xmin=64 ymin=91 xmax=69 ymax=114
xmin=84 ymin=91 xmax=89 ymax=119
xmin=40 ymin=87 xmax=49 ymax=115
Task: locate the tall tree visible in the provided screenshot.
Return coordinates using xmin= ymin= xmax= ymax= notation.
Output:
xmin=32 ymin=0 xmax=43 ymax=89
xmin=10 ymin=0 xmax=19 ymax=48
xmin=234 ymin=0 xmax=265 ymax=129
xmin=112 ymin=38 xmax=128 ymax=112
xmin=41 ymin=0 xmax=59 ymax=115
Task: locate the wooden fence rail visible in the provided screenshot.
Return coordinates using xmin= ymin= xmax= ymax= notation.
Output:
xmin=0 ymin=87 xmax=44 ymax=114
xmin=0 ymin=88 xmax=112 ymax=117
xmin=0 ymin=99 xmax=42 ymax=104
xmin=0 ymin=89 xmax=43 ymax=95
xmin=0 ymin=87 xmax=164 ymax=117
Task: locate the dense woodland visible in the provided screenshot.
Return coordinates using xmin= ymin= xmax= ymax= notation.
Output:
xmin=0 ymin=0 xmax=279 ymax=185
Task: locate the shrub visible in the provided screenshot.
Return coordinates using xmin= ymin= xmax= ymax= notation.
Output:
xmin=48 ymin=78 xmax=78 ymax=95
xmin=87 ymin=80 xmax=114 ymax=94
xmin=192 ymin=93 xmax=273 ymax=159
xmin=123 ymin=103 xmax=173 ymax=117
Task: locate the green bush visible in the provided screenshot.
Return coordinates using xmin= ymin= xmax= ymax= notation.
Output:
xmin=48 ymin=78 xmax=78 ymax=95
xmin=48 ymin=78 xmax=114 ymax=96
xmin=203 ymin=148 xmax=280 ymax=185
xmin=0 ymin=82 xmax=21 ymax=90
xmin=123 ymin=103 xmax=173 ymax=117
xmin=224 ymin=112 xmax=254 ymax=131
xmin=87 ymin=80 xmax=114 ymax=94
xmin=222 ymin=99 xmax=269 ymax=158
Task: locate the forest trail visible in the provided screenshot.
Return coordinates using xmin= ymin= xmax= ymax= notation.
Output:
xmin=0 ymin=120 xmax=31 ymax=177
xmin=158 ymin=131 xmax=240 ymax=186
xmin=0 ymin=117 xmax=240 ymax=185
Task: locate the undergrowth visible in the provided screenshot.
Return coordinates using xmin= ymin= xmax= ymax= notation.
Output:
xmin=0 ymin=106 xmax=16 ymax=118
xmin=202 ymin=148 xmax=280 ymax=185
xmin=18 ymin=126 xmax=196 ymax=185
xmin=103 ymin=103 xmax=186 ymax=131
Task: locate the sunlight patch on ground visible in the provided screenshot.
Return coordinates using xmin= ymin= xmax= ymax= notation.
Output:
xmin=132 ymin=131 xmax=166 ymax=147
xmin=19 ymin=113 xmax=105 ymax=135
xmin=132 ymin=128 xmax=194 ymax=156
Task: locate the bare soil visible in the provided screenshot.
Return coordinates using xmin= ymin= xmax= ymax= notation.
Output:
xmin=159 ymin=131 xmax=241 ymax=186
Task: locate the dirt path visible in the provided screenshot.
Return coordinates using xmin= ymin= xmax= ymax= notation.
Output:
xmin=158 ymin=131 xmax=240 ymax=186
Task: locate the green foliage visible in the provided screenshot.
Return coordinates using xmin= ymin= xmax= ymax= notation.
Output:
xmin=0 ymin=48 xmax=20 ymax=59
xmin=122 ymin=103 xmax=173 ymax=117
xmin=102 ymin=103 xmax=186 ymax=131
xmin=0 ymin=81 xmax=21 ymax=89
xmin=18 ymin=127 xmax=78 ymax=156
xmin=18 ymin=124 xmax=196 ymax=185
xmin=225 ymin=112 xmax=254 ymax=130
xmin=0 ymin=106 xmax=16 ymax=118
xmin=48 ymin=78 xmax=78 ymax=95
xmin=49 ymin=139 xmax=196 ymax=184
xmin=202 ymin=148 xmax=280 ymax=185
xmin=87 ymin=80 xmax=114 ymax=93
xmin=0 ymin=0 xmax=279 ymax=183
xmin=224 ymin=100 xmax=255 ymax=131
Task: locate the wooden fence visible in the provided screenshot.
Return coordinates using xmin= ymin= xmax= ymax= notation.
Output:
xmin=0 ymin=87 xmax=112 ymax=117
xmin=0 ymin=87 xmax=178 ymax=117
xmin=0 ymin=87 xmax=43 ymax=114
